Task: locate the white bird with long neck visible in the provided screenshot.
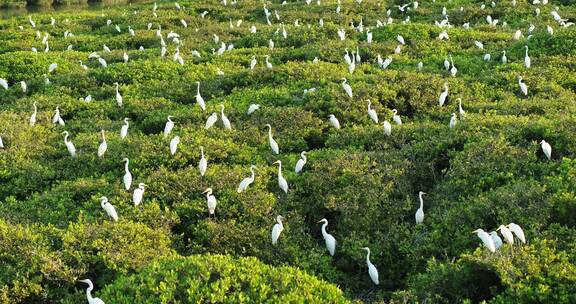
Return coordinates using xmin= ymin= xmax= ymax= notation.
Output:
xmin=361 ymin=247 xmax=379 ymax=285
xmin=295 ymin=151 xmax=307 ymax=173
xmin=122 ymin=158 xmax=132 ymax=190
xmin=170 ymin=136 xmax=180 ymax=155
xmin=113 ymin=82 xmax=122 ymax=107
xmin=163 ymin=116 xmax=174 ymax=138
xmin=344 ymin=48 xmax=351 ymax=65
xmin=273 ymin=160 xmax=288 ymax=193
xmin=133 ymin=183 xmax=145 ymax=206
xmin=78 ymin=279 xmax=105 ymax=304
xmin=497 ymin=224 xmax=514 ymax=245
xmin=120 ymin=118 xmax=129 ymax=139
xmin=518 ymin=76 xmax=528 ymax=96
xmin=392 ymin=109 xmax=402 ymax=125
xmin=318 ymin=219 xmax=336 ymax=256
xmin=195 ymin=82 xmax=206 ymax=111
xmin=0 ymin=78 xmax=7 ymax=90
xmin=367 ymin=100 xmax=379 ymax=124
xmin=501 ymin=51 xmax=507 ymax=64
xmin=205 ymin=113 xmax=218 ymax=129
xmin=29 ymin=102 xmax=37 ymax=127
xmin=48 ymin=63 xmax=57 ymax=73
xmin=490 ymin=231 xmax=503 ymax=249
xmin=342 ymin=78 xmax=353 ymax=98
xmin=271 ymin=215 xmax=284 ymax=245
xmin=62 ymin=131 xmax=76 ymax=158
xmin=220 ymin=104 xmax=232 ymax=130
xmin=449 ymin=113 xmax=457 ymax=128
xmin=21 ymin=81 xmax=27 ymax=93
xmin=383 ymin=121 xmax=392 ymax=136
xmin=507 ymin=223 xmax=526 ymax=244
xmin=524 ymin=46 xmax=531 ymax=68
xmin=199 ymin=146 xmax=207 ymax=176
xmin=28 ymin=15 xmax=36 ymax=28
xmin=265 ymin=124 xmax=279 ymax=154
xmin=203 ymin=188 xmax=217 ymax=215
xmin=247 ymin=104 xmax=260 ymax=115
xmin=540 ymin=140 xmax=552 ymax=160
xmin=265 ymin=55 xmax=273 ymax=69
xmin=329 ymin=114 xmax=341 ymax=129
xmin=237 ymin=165 xmax=257 ymax=193
xmin=100 ymin=196 xmax=118 ymax=221
xmin=450 ymin=56 xmax=457 ymax=77
xmin=457 ymin=98 xmax=466 ymax=119
xmin=439 ymin=83 xmax=449 ymax=106
xmin=472 ymin=228 xmax=496 ymax=252
xmin=250 ymin=56 xmax=257 ymax=69
xmin=415 ymin=191 xmax=426 ymax=224
xmin=98 ymin=130 xmax=107 ymax=158
xmin=53 ymin=106 xmax=65 ymax=126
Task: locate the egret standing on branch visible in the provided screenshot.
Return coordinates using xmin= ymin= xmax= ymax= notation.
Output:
xmin=203 ymin=188 xmax=217 ymax=216
xmin=114 ymin=82 xmax=123 ymax=107
xmin=237 ymin=165 xmax=257 ymax=193
xmin=199 ymin=146 xmax=207 ymax=176
xmin=120 ymin=118 xmax=129 ymax=139
xmin=97 ymin=130 xmax=107 ymax=158
xmin=163 ymin=116 xmax=174 ymax=138
xmin=329 ymin=114 xmax=341 ymax=129
xmin=100 ymin=196 xmax=118 ymax=221
xmin=367 ymin=100 xmax=379 ymax=123
xmin=265 ymin=124 xmax=279 ymax=154
xmin=133 ymin=183 xmax=145 ymax=206
xmin=295 ymin=151 xmax=307 ymax=173
xmin=122 ymin=158 xmax=132 ymax=190
xmin=78 ymin=279 xmax=105 ymax=304
xmin=196 ymin=81 xmax=206 ymax=110
xmin=271 ymin=215 xmax=284 ymax=245
xmin=540 ymin=140 xmax=552 ymax=160
xmin=62 ymin=131 xmax=76 ymax=158
xmin=361 ymin=247 xmax=379 ymax=285
xmin=318 ymin=219 xmax=336 ymax=256
xmin=273 ymin=160 xmax=288 ymax=193
xmin=342 ymin=78 xmax=353 ymax=98
xmin=472 ymin=228 xmax=496 ymax=252
xmin=415 ymin=191 xmax=426 ymax=224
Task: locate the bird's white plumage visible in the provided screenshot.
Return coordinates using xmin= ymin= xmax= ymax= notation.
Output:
xmin=120 ymin=118 xmax=129 ymax=139
xmin=295 ymin=151 xmax=307 ymax=173
xmin=473 ymin=228 xmax=496 ymax=252
xmin=274 ymin=160 xmax=288 ymax=193
xmin=97 ymin=130 xmax=107 ymax=158
xmin=540 ymin=140 xmax=552 ymax=160
xmin=133 ymin=183 xmax=145 ymax=206
xmin=319 ymin=219 xmax=336 ymax=256
xmin=508 ymin=223 xmax=526 ymax=244
xmin=170 ymin=136 xmax=180 ymax=155
xmin=220 ymin=104 xmax=232 ymax=130
xmin=367 ymin=100 xmax=379 ymax=124
xmin=100 ymin=197 xmax=118 ymax=221
xmin=199 ymin=146 xmax=207 ymax=176
xmin=271 ymin=215 xmax=284 ymax=245
xmin=329 ymin=114 xmax=340 ymax=129
xmin=205 ymin=113 xmax=218 ymax=129
xmin=265 ymin=124 xmax=279 ymax=154
xmin=122 ymin=158 xmax=132 ymax=190
xmin=163 ymin=116 xmax=174 ymax=137
xmin=237 ymin=165 xmax=256 ymax=193
xmin=362 ymin=247 xmax=379 ymax=285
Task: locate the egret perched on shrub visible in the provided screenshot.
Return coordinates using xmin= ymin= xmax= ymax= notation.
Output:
xmin=361 ymin=247 xmax=379 ymax=285
xmin=195 ymin=82 xmax=206 ymax=110
xmin=518 ymin=76 xmax=528 ymax=96
xmin=318 ymin=219 xmax=336 ymax=256
xmin=21 ymin=81 xmax=27 ymax=93
xmin=501 ymin=50 xmax=507 ymax=64
xmin=250 ymin=55 xmax=257 ymax=69
xmin=438 ymin=83 xmax=448 ymax=106
xmin=133 ymin=183 xmax=145 ymax=206
xmin=48 ymin=63 xmax=57 ymax=73
xmin=78 ymin=279 xmax=105 ymax=304
xmin=220 ymin=104 xmax=232 ymax=130
xmin=392 ymin=109 xmax=402 ymax=125
xmin=120 ymin=118 xmax=129 ymax=139
xmin=247 ymin=104 xmax=260 ymax=115
xmin=472 ymin=228 xmax=496 ymax=252
xmin=295 ymin=151 xmax=307 ymax=173
xmin=29 ymin=102 xmax=37 ymax=127
xmin=265 ymin=55 xmax=273 ymax=69
xmin=100 ymin=196 xmax=118 ymax=221
xmin=524 ymin=46 xmax=531 ymax=68
xmin=162 ymin=116 xmax=174 ymax=138
xmin=199 ymin=146 xmax=207 ymax=176
xmin=457 ymin=98 xmax=466 ymax=119
xmin=112 ymin=82 xmax=123 ymax=107
xmin=508 ymin=223 xmax=526 ymax=244
xmin=449 ymin=113 xmax=457 ymax=128
xmin=202 ymin=188 xmax=217 ymax=215
xmin=53 ymin=106 xmax=65 ymax=126
xmin=237 ymin=165 xmax=257 ymax=193
xmin=490 ymin=231 xmax=503 ymax=249
xmin=415 ymin=191 xmax=426 ymax=224
xmin=383 ymin=121 xmax=392 ymax=136
xmin=265 ymin=124 xmax=279 ymax=154
xmin=329 ymin=114 xmax=341 ymax=129
xmin=0 ymin=78 xmax=7 ymax=90
xmin=271 ymin=215 xmax=284 ymax=245
xmin=98 ymin=130 xmax=107 ymax=158
xmin=367 ymin=100 xmax=379 ymax=123
xmin=122 ymin=158 xmax=132 ymax=190
xmin=170 ymin=136 xmax=180 ymax=155
xmin=205 ymin=112 xmax=218 ymax=129
xmin=273 ymin=160 xmax=288 ymax=193
xmin=540 ymin=140 xmax=551 ymax=160
xmin=341 ymin=78 xmax=353 ymax=98
xmin=450 ymin=56 xmax=457 ymax=77
xmin=497 ymin=224 xmax=514 ymax=245
xmin=98 ymin=57 xmax=107 ymax=68
xmin=62 ymin=131 xmax=76 ymax=158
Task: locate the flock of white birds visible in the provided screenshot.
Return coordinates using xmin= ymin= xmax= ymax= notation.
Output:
xmin=0 ymin=0 xmax=570 ymax=302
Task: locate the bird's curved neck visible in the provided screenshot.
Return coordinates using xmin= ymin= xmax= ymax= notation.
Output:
xmin=124 ymin=160 xmax=129 ymax=171
xmin=267 ymin=127 xmax=272 ymax=137
xmin=201 ymin=148 xmax=204 ymax=158
xmin=196 ymin=83 xmax=200 ymax=94
xmin=85 ymin=285 xmax=94 ymax=301
xmin=419 ymin=194 xmax=424 ymax=209
xmin=321 ymin=223 xmax=328 ymax=236
xmin=302 ymin=154 xmax=307 ymax=162
xmin=365 ymin=250 xmax=371 ymax=263
xmin=250 ymin=168 xmax=255 ymax=179
xmin=277 ymin=162 xmax=282 ymax=172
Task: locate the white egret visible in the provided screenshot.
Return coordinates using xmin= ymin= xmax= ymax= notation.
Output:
xmin=361 ymin=247 xmax=379 ymax=285
xmin=30 ymin=102 xmax=37 ymax=127
xmin=273 ymin=160 xmax=288 ymax=193
xmin=250 ymin=56 xmax=257 ymax=69
xmin=449 ymin=113 xmax=457 ymax=128
xmin=383 ymin=121 xmax=392 ymax=136
xmin=0 ymin=78 xmax=7 ymax=90
xmin=265 ymin=55 xmax=273 ymax=69
xmin=48 ymin=63 xmax=57 ymax=73
xmin=344 ymin=48 xmax=351 ymax=65
xmin=21 ymin=81 xmax=27 ymax=93
xmin=490 ymin=231 xmax=503 ymax=249
xmin=508 ymin=223 xmax=526 ymax=244
xmin=329 ymin=114 xmax=341 ymax=129
xmin=195 ymin=82 xmax=206 ymax=111
xmin=457 ymin=98 xmax=466 ymax=119
xmin=203 ymin=188 xmax=217 ymax=215
xmin=265 ymin=124 xmax=279 ymax=154
xmin=472 ymin=228 xmax=496 ymax=252
xmin=170 ymin=136 xmax=180 ymax=155
xmin=237 ymin=165 xmax=257 ymax=193
xmin=133 ymin=183 xmax=145 ymax=206
xmin=439 ymin=83 xmax=449 ymax=106
xmin=392 ymin=109 xmax=402 ymax=125
xmin=518 ymin=76 xmax=528 ymax=96
xmin=397 ymin=34 xmax=405 ymax=45
xmin=103 ymin=45 xmax=111 ymax=53
xmin=163 ymin=116 xmax=174 ymax=138
xmin=271 ymin=215 xmax=284 ymax=245
xmin=97 ymin=130 xmax=107 ymax=158
xmin=540 ymin=140 xmax=552 ymax=160
xmin=501 ymin=51 xmax=507 ymax=64
xmin=123 ymin=52 xmax=128 ymax=63
xmin=205 ymin=113 xmax=218 ymax=129
xmin=199 ymin=146 xmax=207 ymax=176
xmin=100 ymin=196 xmax=118 ymax=221
xmin=450 ymin=56 xmax=457 ymax=77
xmin=342 ymin=78 xmax=353 ymax=98
xmin=367 ymin=100 xmax=379 ymax=123
xmin=97 ymin=57 xmax=107 ymax=68
xmin=53 ymin=106 xmax=65 ymax=126
xmin=247 ymin=104 xmax=260 ymax=115
xmin=122 ymin=158 xmax=132 ymax=190
xmin=0 ymin=136 xmax=3 ymax=148
xmin=497 ymin=224 xmax=514 ymax=245
xmin=444 ymin=57 xmax=451 ymax=71
xmin=62 ymin=131 xmax=76 ymax=158
xmin=318 ymin=219 xmax=336 ymax=256
xmin=524 ymin=46 xmax=531 ymax=68
xmin=78 ymin=279 xmax=105 ymax=304
xmin=295 ymin=151 xmax=307 ymax=173
xmin=220 ymin=104 xmax=232 ymax=130
xmin=415 ymin=191 xmax=426 ymax=224
xmin=120 ymin=118 xmax=129 ymax=139
xmin=28 ymin=15 xmax=36 ymax=28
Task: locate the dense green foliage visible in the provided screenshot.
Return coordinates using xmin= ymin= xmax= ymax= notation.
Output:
xmin=0 ymin=0 xmax=576 ymax=303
